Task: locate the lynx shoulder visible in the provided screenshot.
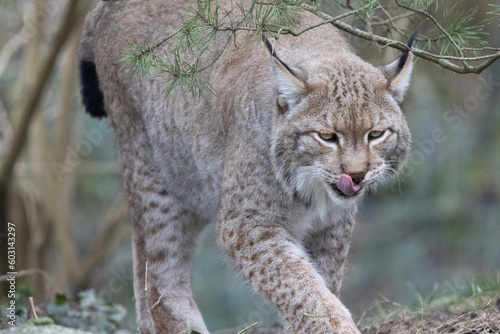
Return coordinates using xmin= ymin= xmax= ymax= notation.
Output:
xmin=79 ymin=0 xmax=413 ymax=333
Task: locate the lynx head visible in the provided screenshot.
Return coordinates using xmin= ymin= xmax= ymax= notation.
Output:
xmin=267 ymin=39 xmax=413 ymax=209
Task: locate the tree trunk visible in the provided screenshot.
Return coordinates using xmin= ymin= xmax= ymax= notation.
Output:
xmin=0 ymin=0 xmax=81 ymax=295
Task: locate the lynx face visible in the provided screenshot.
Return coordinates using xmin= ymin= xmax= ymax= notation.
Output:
xmin=270 ymin=50 xmax=412 ymax=209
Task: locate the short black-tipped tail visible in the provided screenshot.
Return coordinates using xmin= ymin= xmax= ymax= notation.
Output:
xmin=79 ymin=60 xmax=107 ymax=118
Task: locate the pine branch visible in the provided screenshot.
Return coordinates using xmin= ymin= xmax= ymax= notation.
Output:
xmin=120 ymin=0 xmax=500 ymax=98
xmin=300 ymin=3 xmax=500 ymax=74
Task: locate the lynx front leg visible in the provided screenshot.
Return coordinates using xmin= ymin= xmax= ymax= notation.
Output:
xmin=123 ymin=160 xmax=208 ymax=334
xmin=304 ymin=221 xmax=355 ymax=295
xmin=217 ymin=141 xmax=361 ymax=333
xmin=218 ymin=221 xmax=359 ymax=333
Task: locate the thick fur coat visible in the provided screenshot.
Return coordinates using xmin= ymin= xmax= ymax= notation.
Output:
xmin=79 ymin=1 xmax=413 ymax=332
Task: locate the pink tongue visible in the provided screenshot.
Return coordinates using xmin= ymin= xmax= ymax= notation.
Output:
xmin=337 ymin=174 xmax=362 ymax=196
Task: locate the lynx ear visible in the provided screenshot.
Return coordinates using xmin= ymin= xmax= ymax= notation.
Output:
xmin=265 ymin=39 xmax=307 ymax=108
xmin=380 ymin=52 xmax=413 ymax=103
xmin=380 ymin=34 xmax=416 ymax=104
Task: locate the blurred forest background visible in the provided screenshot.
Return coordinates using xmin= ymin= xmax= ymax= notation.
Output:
xmin=0 ymin=0 xmax=499 ymax=332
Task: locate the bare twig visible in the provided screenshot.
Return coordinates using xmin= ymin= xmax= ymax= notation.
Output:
xmin=143 ymin=261 xmax=157 ymax=334
xmin=371 ymin=12 xmax=417 ymax=26
xmin=29 ymin=297 xmax=38 ymax=319
xmin=284 ymin=4 xmax=372 ymax=37
xmin=463 ymin=46 xmax=500 ymax=52
xmin=237 ymin=322 xmax=259 ymax=334
xmin=148 ymin=291 xmax=166 ymax=312
xmin=145 ymin=260 xmax=149 ymax=292
xmin=377 ymin=5 xmax=408 ymax=37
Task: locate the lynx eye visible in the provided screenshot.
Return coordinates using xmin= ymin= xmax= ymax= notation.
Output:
xmin=368 ymin=130 xmax=385 ymax=140
xmin=319 ymin=133 xmax=339 ymax=142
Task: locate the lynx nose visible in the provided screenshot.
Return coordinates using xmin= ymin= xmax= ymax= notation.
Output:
xmin=340 ymin=164 xmax=367 ymax=184
xmin=347 ymin=171 xmax=366 ymax=184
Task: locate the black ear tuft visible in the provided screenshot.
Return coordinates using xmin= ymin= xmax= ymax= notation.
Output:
xmin=397 ymin=30 xmax=418 ymax=72
xmin=264 ymin=38 xmax=295 ymax=75
xmin=379 ymin=31 xmax=416 ymax=104
xmin=264 ymin=37 xmax=308 ymax=108
xmin=79 ymin=60 xmax=107 ymax=118
xmin=264 ymin=37 xmax=276 ymax=58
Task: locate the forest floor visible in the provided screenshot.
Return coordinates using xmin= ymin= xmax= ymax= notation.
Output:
xmin=2 ymin=275 xmax=500 ymax=334
xmin=245 ymin=273 xmax=500 ymax=334
xmin=229 ymin=292 xmax=500 ymax=334
xmin=358 ymin=293 xmax=500 ymax=334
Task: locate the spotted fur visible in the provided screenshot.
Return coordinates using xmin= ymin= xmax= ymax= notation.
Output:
xmin=79 ymin=0 xmax=413 ymax=333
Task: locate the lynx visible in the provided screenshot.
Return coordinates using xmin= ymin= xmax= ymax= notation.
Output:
xmin=79 ymin=0 xmax=413 ymax=333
